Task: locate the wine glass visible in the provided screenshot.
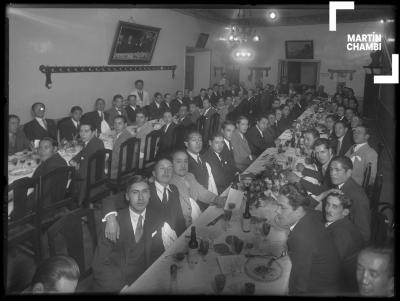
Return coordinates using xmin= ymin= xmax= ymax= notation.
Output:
xmin=244 ymin=282 xmax=256 ymax=295
xmin=214 ymin=274 xmax=226 ymax=294
xmin=198 ymin=239 xmax=209 ymax=262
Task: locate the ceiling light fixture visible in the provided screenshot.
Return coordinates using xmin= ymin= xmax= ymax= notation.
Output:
xmin=267 ymin=9 xmax=279 ymax=22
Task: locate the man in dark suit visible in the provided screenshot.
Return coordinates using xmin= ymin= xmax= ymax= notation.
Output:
xmin=58 ymin=106 xmax=83 ymax=141
xmin=156 ymin=110 xmax=177 ymax=158
xmin=325 ymin=114 xmax=338 ymax=143
xmin=32 ymin=137 xmax=67 ymax=178
xmin=125 ymin=95 xmax=140 ymax=124
xmin=162 ymin=93 xmax=173 ymax=112
xmin=245 ymin=115 xmax=271 ymax=157
xmin=264 ymin=111 xmax=278 ymax=143
xmin=200 ymin=98 xmax=218 ymax=144
xmin=193 ymin=89 xmax=208 ymax=109
xmin=105 ymin=94 xmax=129 ymax=128
xmin=80 ymin=98 xmax=111 ymax=135
xmin=329 ymin=156 xmax=371 ymax=243
xmin=69 ymin=122 xmax=105 ymax=205
xmin=277 ymin=104 xmax=292 ymax=134
xmin=203 ymin=133 xmax=237 ymax=194
xmin=24 ymin=102 xmax=57 ymax=142
xmin=147 ymin=92 xmax=165 ymax=120
xmin=236 ymin=89 xmax=257 ymax=124
xmin=220 ymin=120 xmax=239 ymax=172
xmin=8 ymin=114 xmax=31 ymax=155
xmin=92 ymin=176 xmax=165 ymax=292
xmin=288 ymin=94 xmax=304 ymax=120
xmin=276 ymin=184 xmax=341 ymax=296
xmin=171 ymin=90 xmax=187 ymax=116
xmin=100 ymin=160 xmax=187 ymax=244
xmin=325 ymin=193 xmax=365 ymax=293
xmin=333 ymin=120 xmax=354 ymax=156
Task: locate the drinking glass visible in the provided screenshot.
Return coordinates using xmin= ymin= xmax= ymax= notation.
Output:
xmin=223 ymin=209 xmax=233 ymax=231
xmin=233 ymin=239 xmax=244 ymax=254
xmin=244 ymin=282 xmax=255 ymax=295
xmin=262 ymin=222 xmax=271 ymax=237
xmin=214 ymin=274 xmax=226 ymax=293
xmin=199 ymin=239 xmax=209 ymax=261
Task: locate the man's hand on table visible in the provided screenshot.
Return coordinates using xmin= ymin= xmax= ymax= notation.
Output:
xmin=105 ymin=214 xmax=120 ymax=242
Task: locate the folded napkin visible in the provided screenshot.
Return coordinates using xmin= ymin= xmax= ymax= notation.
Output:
xmin=161 ymin=222 xmax=178 ymax=251
xmin=189 ymin=197 xmax=201 ymax=223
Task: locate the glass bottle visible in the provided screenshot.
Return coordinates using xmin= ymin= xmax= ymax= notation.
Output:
xmin=188 ymin=226 xmax=199 ymax=265
xmin=169 ymin=264 xmax=178 ymax=293
xmin=242 ymin=198 xmax=251 ymax=233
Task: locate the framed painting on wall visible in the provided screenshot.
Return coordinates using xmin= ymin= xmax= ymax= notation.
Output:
xmin=108 ymin=21 xmax=161 ymax=65
xmin=285 ymin=40 xmax=314 ymax=59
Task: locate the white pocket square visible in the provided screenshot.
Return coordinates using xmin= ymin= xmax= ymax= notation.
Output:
xmin=151 ymin=231 xmax=157 ymax=237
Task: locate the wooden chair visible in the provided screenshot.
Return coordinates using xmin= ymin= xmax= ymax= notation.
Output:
xmin=376 ymin=142 xmax=384 ymax=172
xmin=141 ymin=131 xmax=161 ymax=175
xmin=6 ymin=177 xmax=41 ymax=263
xmin=83 ymin=149 xmax=112 ymax=208
xmin=46 ymin=208 xmax=98 ymax=284
xmin=107 ymin=137 xmax=141 ymax=193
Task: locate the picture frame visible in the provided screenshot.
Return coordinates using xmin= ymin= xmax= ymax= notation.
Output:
xmin=108 ymin=21 xmax=161 ymax=65
xmin=285 ymin=40 xmax=314 ymax=59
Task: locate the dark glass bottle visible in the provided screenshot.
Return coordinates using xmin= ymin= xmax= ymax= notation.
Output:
xmin=242 ymin=198 xmax=251 ymax=233
xmin=291 ymin=133 xmax=296 ymax=148
xmin=188 ymin=226 xmax=198 ymax=265
xmin=170 ymin=264 xmax=178 ymax=293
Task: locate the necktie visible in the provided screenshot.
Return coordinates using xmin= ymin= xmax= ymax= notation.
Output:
xmin=162 ymin=187 xmax=168 ymax=203
xmin=117 ymin=110 xmax=121 ymax=115
xmin=350 ymin=145 xmax=356 ymax=155
xmin=197 ymin=154 xmax=202 ymax=165
xmin=138 ymin=91 xmax=143 ymax=100
xmin=42 ymin=119 xmax=48 ymax=130
xmin=336 ymin=139 xmax=342 ymax=155
xmin=135 ymin=215 xmax=143 ymax=243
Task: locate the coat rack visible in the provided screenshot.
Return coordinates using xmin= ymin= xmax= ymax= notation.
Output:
xmin=39 ymin=65 xmax=177 ymax=89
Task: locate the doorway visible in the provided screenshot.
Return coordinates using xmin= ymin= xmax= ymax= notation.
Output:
xmin=278 ymin=59 xmax=320 ymax=88
xmin=185 ymin=47 xmax=211 ymax=93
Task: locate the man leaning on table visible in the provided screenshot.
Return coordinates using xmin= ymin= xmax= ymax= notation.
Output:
xmin=101 ymin=158 xmax=186 ymax=244
xmin=276 ymin=183 xmax=341 ymax=296
xmin=170 ymin=150 xmax=227 ymax=227
xmin=92 ymin=175 xmax=165 ymax=292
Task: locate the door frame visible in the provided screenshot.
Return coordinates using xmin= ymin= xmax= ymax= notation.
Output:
xmin=184 ymin=47 xmax=212 ymax=91
xmin=278 ymin=59 xmax=321 ymax=87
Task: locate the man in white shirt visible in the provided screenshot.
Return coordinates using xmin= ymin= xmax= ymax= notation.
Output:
xmin=24 ymin=102 xmax=58 ymax=142
xmin=80 ymin=98 xmax=111 ymax=135
xmin=130 ymin=79 xmax=150 ymax=107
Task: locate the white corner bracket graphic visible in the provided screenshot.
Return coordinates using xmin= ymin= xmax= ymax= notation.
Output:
xmin=374 ymin=54 xmax=399 ymax=84
xmin=329 ymin=1 xmax=354 ymax=31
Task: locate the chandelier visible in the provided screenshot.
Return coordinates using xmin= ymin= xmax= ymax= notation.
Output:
xmin=224 ymin=9 xmax=260 ymax=45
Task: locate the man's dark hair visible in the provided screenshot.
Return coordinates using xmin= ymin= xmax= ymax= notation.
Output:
xmin=153 ymin=157 xmax=173 ymax=172
xmin=256 ymin=115 xmax=268 ymax=122
xmin=164 ymin=93 xmax=171 ymax=98
xmin=171 ymin=149 xmax=188 ymax=161
xmin=127 ymin=94 xmax=137 ymax=100
xmin=70 ymin=106 xmax=83 ymax=114
xmin=209 ymin=132 xmax=224 ymax=142
xmin=31 ymin=255 xmax=80 ymax=291
xmin=32 ymin=102 xmax=45 ymax=111
xmin=337 ymin=104 xmax=346 ymax=110
xmin=345 ymin=107 xmax=354 ymax=114
xmin=40 ymin=137 xmax=58 ymax=148
xmin=113 ymin=94 xmax=123 ymax=102
xmin=331 ymin=155 xmax=353 ymax=171
xmin=185 ymin=129 xmax=202 ymax=142
xmin=95 ymin=98 xmax=105 ymax=105
xmin=136 ymin=108 xmax=148 ymax=118
xmin=303 ymin=128 xmax=320 ymax=140
xmin=113 ymin=115 xmax=127 ymax=124
xmin=326 ymin=114 xmax=338 ymax=122
xmin=200 ymin=88 xmax=206 ymax=93
xmin=222 ymin=120 xmax=235 ymax=130
xmin=279 ymin=183 xmax=311 ymax=211
xmin=79 ymin=121 xmax=96 ymax=132
xmin=134 ymin=79 xmax=144 ymax=85
xmin=313 ymin=138 xmax=332 ymax=150
xmin=125 ymin=175 xmax=148 ymax=193
xmin=236 ymin=116 xmax=249 ymax=124
xmin=334 ymin=120 xmax=347 ymax=128
xmin=154 ymin=92 xmax=162 ymax=98
xmin=9 ymin=114 xmax=20 ymax=122
xmin=326 ymin=192 xmax=352 ymax=210
xmin=355 ymin=125 xmax=370 ymax=136
xmin=266 ymin=111 xmax=275 ymax=118
xmin=176 ymin=90 xmax=183 ymax=95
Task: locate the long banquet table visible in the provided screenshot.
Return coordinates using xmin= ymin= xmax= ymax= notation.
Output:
xmin=122 ymin=107 xmax=318 ymax=295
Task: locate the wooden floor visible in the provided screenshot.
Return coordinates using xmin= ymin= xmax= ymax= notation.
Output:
xmin=5 ymin=122 xmax=394 ymax=293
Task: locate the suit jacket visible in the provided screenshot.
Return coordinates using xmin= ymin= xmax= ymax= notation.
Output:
xmin=147 ymin=102 xmax=165 ymax=120
xmin=299 ymin=159 xmax=334 ymax=195
xmin=287 ymin=210 xmax=341 ymax=296
xmin=277 ymin=116 xmax=291 ymax=135
xmin=231 ymin=129 xmax=253 ymax=172
xmin=333 ymin=130 xmax=354 ymax=156
xmin=345 ymin=143 xmax=377 ymax=186
xmin=72 ymin=136 xmax=105 ymax=179
xmin=189 ymin=110 xmax=201 ymax=125
xmin=125 ymin=105 xmax=140 ymax=124
xmin=291 ymin=103 xmax=304 ymax=119
xmin=187 ymin=152 xmax=209 ymax=189
xmin=170 ymin=98 xmax=186 ymax=116
xmin=157 ymin=122 xmax=177 ymax=157
xmin=32 ymin=152 xmax=67 ymax=178
xmin=340 ymin=177 xmax=371 ymax=243
xmin=8 ymin=128 xmax=31 ymax=155
xmin=201 ymin=107 xmax=217 ymax=142
xmin=105 ymin=107 xmax=128 ymax=127
xmin=58 ymin=117 xmax=79 ymax=141
xmin=110 ymin=129 xmax=134 ymax=179
xmin=262 ymin=126 xmax=276 ymax=148
xmin=170 ymin=172 xmax=217 ymax=226
xmin=221 ymin=140 xmax=239 ymax=173
xmin=245 ymin=126 xmax=270 ymax=157
xmin=23 ymin=118 xmax=57 ymax=141
xmin=203 ymin=148 xmax=236 ymax=195
xmin=193 ymin=95 xmax=208 ymax=109
xmin=81 ymin=110 xmax=111 ymax=134
xmin=92 ymin=206 xmax=165 ymax=292
xmin=130 ymin=89 xmax=150 ymax=107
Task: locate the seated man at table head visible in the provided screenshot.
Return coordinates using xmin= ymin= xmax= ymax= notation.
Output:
xmin=276 ymin=183 xmax=341 ymax=296
xmin=110 ymin=115 xmax=133 ymax=179
xmin=80 ymin=98 xmax=111 ymax=135
xmin=58 ymin=106 xmax=83 ymax=142
xmin=203 ymin=133 xmax=237 ymax=195
xmin=8 ymin=114 xmax=31 ymax=155
xmin=30 ymin=255 xmax=80 ymax=294
xmin=106 ymin=94 xmax=128 ymax=127
xmin=231 ymin=116 xmax=253 ymax=172
xmin=303 ymin=128 xmax=320 ymax=158
xmin=170 ymin=150 xmax=226 ymax=227
xmin=32 ymin=137 xmax=67 ymax=178
xmin=333 ymin=120 xmax=354 ymax=156
xmin=345 ymin=125 xmax=377 ymax=186
xmin=92 ymin=175 xmax=165 ymax=292
xmin=245 ymin=114 xmax=271 ymax=158
xmin=24 ymin=102 xmax=58 ymax=142
xmin=356 ymin=246 xmax=394 ymax=297
xmin=329 ymin=156 xmax=371 ymax=243
xmin=325 ymin=192 xmax=365 ymax=293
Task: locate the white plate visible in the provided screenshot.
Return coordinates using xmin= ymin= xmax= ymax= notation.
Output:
xmin=245 ymin=256 xmax=282 ymax=282
xmin=9 ymin=168 xmax=34 ymax=177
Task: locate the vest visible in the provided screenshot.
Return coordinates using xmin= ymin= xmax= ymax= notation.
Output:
xmin=187 ymin=154 xmax=209 ymax=189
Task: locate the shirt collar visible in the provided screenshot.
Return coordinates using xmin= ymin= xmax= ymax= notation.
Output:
xmin=224 ymin=138 xmax=231 ymax=149
xmin=35 ymin=117 xmax=44 ymax=122
xmin=155 ymin=102 xmax=160 ymax=108
xmin=338 ymin=183 xmax=344 ymax=189
xmin=129 ymin=207 xmax=146 ymax=226
xmin=130 ymin=105 xmax=136 ymax=110
xmin=187 ymin=150 xmax=199 ymax=162
xmin=204 ymin=107 xmax=211 ymax=115
xmin=71 ymin=118 xmax=78 ymax=127
xmin=155 ymin=180 xmax=171 ymax=194
xmin=289 ymin=219 xmax=300 ymax=231
xmin=256 ymin=125 xmax=263 ymax=136
xmin=354 ymin=142 xmax=367 ymax=152
xmin=338 ymin=135 xmax=345 ymax=142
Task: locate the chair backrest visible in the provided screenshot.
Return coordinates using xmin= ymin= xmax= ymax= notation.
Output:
xmin=362 ymin=162 xmax=372 ymax=190
xmin=142 ymin=131 xmax=161 ymax=169
xmin=369 ymin=173 xmax=384 ymax=210
xmin=85 ymin=149 xmax=112 ymax=205
xmin=46 ymin=208 xmax=97 ymax=279
xmin=117 ymin=137 xmax=141 ymax=181
xmin=7 ymin=177 xmax=39 ymax=223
